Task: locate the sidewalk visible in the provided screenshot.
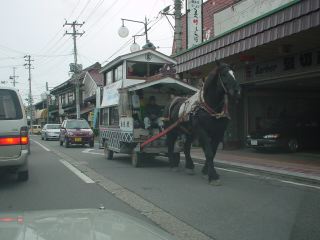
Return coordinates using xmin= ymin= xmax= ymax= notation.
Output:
xmin=189 ymin=148 xmax=320 ymax=184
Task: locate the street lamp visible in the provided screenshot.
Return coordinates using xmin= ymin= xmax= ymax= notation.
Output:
xmin=118 ymin=17 xmax=155 ymax=51
xmin=130 ymin=36 xmax=141 ymax=52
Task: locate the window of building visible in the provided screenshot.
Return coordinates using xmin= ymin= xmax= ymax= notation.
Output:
xmin=127 ymin=61 xmax=148 ymax=78
xmin=68 ymin=92 xmax=74 ymax=103
xmin=114 ymin=64 xmax=123 ymax=82
xmin=61 ymin=94 xmax=66 ymax=105
xmin=127 ymin=61 xmax=164 ymax=78
xmin=65 ymin=93 xmax=69 ymax=105
xmin=106 ymin=71 xmax=113 ymax=85
xmin=149 ymin=63 xmax=164 ymax=76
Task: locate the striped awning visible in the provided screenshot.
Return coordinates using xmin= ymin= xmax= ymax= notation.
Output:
xmin=174 ymin=0 xmax=320 ymax=73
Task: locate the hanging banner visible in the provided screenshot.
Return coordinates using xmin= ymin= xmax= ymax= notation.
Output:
xmin=101 ymin=81 xmax=122 ymax=107
xmin=187 ymin=0 xmax=203 ymax=49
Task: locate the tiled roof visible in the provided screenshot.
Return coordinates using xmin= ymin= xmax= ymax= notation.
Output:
xmin=88 ymin=69 xmax=103 ymax=86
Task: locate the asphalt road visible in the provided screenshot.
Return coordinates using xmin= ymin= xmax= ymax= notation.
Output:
xmin=1 ymin=135 xmax=320 ymax=240
xmin=0 ymin=138 xmax=152 ymax=223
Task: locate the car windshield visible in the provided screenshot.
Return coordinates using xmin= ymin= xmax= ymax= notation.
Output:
xmin=46 ymin=124 xmax=60 ymax=129
xmin=66 ymin=120 xmax=90 ymax=129
xmin=0 ymin=89 xmax=22 ymax=120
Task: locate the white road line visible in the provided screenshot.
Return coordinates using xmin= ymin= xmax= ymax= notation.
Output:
xmin=31 ymin=139 xmax=51 ymax=152
xmin=59 ymin=159 xmax=95 ymax=183
xmin=280 ymin=180 xmax=320 ymax=190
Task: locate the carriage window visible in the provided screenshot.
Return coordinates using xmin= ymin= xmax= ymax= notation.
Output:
xmin=149 ymin=63 xmax=164 ymax=76
xmin=127 ymin=61 xmax=147 ymax=78
xmin=109 ymin=106 xmax=119 ymax=126
xmin=100 ymin=108 xmax=109 ymax=126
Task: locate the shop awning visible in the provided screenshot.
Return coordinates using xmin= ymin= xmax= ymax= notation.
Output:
xmin=174 ymin=0 xmax=320 ymax=73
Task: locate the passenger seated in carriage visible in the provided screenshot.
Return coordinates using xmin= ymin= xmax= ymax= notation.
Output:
xmin=144 ymin=96 xmax=164 ymax=131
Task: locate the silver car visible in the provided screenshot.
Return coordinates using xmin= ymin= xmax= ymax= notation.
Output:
xmin=0 ymin=86 xmax=29 ymax=181
xmin=41 ymin=123 xmax=61 ymax=141
xmin=0 ymin=208 xmax=177 ymax=240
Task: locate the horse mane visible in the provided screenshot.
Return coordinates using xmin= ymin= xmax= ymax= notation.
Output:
xmin=203 ymin=66 xmax=218 ymax=99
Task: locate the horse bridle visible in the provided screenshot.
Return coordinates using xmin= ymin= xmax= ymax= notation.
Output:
xmin=198 ymin=72 xmax=230 ymax=119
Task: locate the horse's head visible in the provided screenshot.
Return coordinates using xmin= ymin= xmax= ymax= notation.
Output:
xmin=215 ymin=60 xmax=241 ymax=100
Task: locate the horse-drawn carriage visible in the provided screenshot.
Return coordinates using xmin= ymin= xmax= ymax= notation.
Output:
xmin=98 ymin=49 xmax=197 ymax=167
xmin=98 ymin=48 xmax=240 ymax=184
xmin=99 ymin=77 xmax=197 ymax=167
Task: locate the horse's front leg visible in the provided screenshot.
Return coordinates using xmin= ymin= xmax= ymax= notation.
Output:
xmin=184 ymin=134 xmax=195 ymax=175
xmin=167 ymin=131 xmax=179 ymax=170
xmin=197 ymin=128 xmax=220 ymax=185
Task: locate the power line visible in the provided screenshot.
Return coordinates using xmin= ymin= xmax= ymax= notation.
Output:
xmin=68 ymin=0 xmax=81 ymax=19
xmin=0 ymin=44 xmax=26 ymax=55
xmin=84 ymin=0 xmax=118 ymax=34
xmin=79 ymin=0 xmax=128 ymax=47
xmin=76 ymin=0 xmax=92 ymax=20
xmin=83 ymin=0 xmax=105 ymax=22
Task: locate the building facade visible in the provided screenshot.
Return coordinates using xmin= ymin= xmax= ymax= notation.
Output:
xmin=48 ymin=62 xmax=103 ymax=124
xmin=173 ymin=0 xmax=320 ymax=148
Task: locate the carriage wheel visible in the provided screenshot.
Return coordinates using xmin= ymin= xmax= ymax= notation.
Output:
xmin=131 ymin=152 xmax=143 ymax=168
xmin=104 ymin=142 xmax=113 ymax=160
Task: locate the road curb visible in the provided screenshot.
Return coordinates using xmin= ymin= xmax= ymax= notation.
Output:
xmin=187 ymin=155 xmax=320 ymax=185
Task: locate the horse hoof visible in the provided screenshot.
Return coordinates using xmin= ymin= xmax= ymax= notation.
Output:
xmin=171 ymin=167 xmax=179 ymax=172
xmin=186 ymin=169 xmax=195 ymax=175
xmin=209 ymin=179 xmax=221 ymax=186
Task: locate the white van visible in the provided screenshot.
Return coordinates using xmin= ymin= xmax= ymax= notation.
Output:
xmin=0 ymin=86 xmax=29 ymax=181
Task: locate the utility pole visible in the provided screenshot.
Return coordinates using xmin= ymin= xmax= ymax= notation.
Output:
xmin=9 ymin=67 xmax=19 ymax=87
xmin=46 ymin=82 xmax=50 ymax=124
xmin=24 ymin=55 xmax=34 ymax=133
xmin=174 ymin=0 xmax=182 ymax=54
xmin=63 ymin=20 xmax=85 ymax=119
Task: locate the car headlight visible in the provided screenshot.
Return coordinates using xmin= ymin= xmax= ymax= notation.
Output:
xmin=263 ymin=134 xmax=280 ymax=139
xmin=88 ymin=130 xmax=94 ymax=136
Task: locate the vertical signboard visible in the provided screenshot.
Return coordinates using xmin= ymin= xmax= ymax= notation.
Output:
xmin=187 ymin=0 xmax=203 ymax=49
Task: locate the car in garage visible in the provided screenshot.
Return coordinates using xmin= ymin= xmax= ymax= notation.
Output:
xmin=41 ymin=124 xmax=61 ymax=141
xmin=246 ymin=118 xmax=320 ymax=152
xmin=0 ymin=86 xmax=29 ymax=181
xmin=59 ymin=119 xmax=94 ymax=148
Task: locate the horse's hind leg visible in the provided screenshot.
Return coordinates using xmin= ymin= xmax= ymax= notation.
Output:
xmin=167 ymin=131 xmax=179 ymax=170
xmin=184 ymin=135 xmax=195 ymax=174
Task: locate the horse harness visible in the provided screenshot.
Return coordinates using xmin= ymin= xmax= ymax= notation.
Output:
xmin=172 ymin=73 xmax=231 ymax=122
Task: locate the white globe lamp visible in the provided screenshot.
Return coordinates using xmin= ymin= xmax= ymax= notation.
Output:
xmin=118 ymin=25 xmax=129 ymax=38
xmin=130 ymin=42 xmax=140 ymax=52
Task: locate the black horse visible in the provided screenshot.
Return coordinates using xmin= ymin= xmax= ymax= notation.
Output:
xmin=163 ymin=61 xmax=241 ymax=185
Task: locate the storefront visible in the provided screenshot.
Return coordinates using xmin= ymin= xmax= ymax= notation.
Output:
xmin=174 ymin=0 xmax=320 ymax=148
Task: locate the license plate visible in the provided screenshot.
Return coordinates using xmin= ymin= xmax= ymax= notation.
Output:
xmin=75 ymin=137 xmax=82 ymax=142
xmin=251 ymin=140 xmax=258 ymax=146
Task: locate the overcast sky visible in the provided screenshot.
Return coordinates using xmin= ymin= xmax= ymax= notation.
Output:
xmin=0 ymin=0 xmax=177 ymax=103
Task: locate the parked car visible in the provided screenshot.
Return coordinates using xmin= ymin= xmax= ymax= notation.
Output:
xmin=0 ymin=86 xmax=29 ymax=181
xmin=31 ymin=125 xmax=42 ymax=135
xmin=246 ymin=118 xmax=320 ymax=152
xmin=59 ymin=119 xmax=94 ymax=148
xmin=41 ymin=124 xmax=61 ymax=141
